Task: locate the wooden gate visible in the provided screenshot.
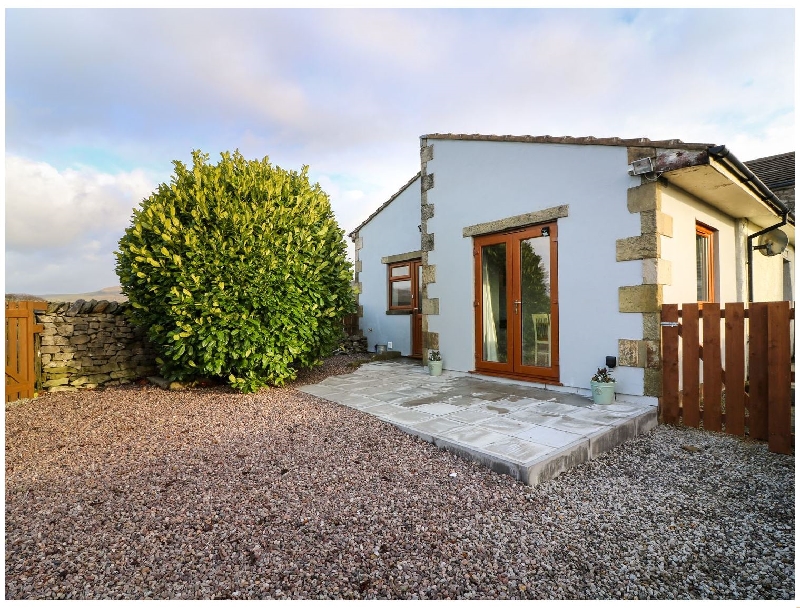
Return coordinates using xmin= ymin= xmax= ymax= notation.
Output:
xmin=5 ymin=300 xmax=45 ymax=403
xmin=661 ymin=301 xmax=794 ymax=454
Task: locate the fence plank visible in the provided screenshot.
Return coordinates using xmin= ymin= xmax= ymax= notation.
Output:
xmin=748 ymin=302 xmax=768 ymax=441
xmin=682 ymin=303 xmax=700 ymax=428
xmin=724 ymin=302 xmax=746 ymax=436
xmin=5 ymin=300 xmax=44 ymax=403
xmin=702 ymin=303 xmax=722 ymax=432
xmin=767 ymin=302 xmax=792 ymax=454
xmin=661 ymin=304 xmax=680 ymax=424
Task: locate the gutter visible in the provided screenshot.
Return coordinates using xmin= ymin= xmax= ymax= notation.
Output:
xmin=707 ymin=146 xmax=792 ymax=303
xmin=707 ymin=145 xmax=794 ymax=222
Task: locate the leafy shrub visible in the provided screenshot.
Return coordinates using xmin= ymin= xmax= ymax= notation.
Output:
xmin=115 ymin=150 xmax=354 ymax=392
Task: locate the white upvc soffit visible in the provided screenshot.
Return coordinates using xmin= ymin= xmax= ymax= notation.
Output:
xmin=663 ymin=160 xmax=795 ymax=245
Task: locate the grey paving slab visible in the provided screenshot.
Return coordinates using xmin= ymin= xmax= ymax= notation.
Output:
xmin=507 ymin=408 xmax=564 ymax=426
xmin=513 ymin=424 xmax=585 ymax=448
xmin=535 ymin=415 xmax=612 ymax=435
xmin=298 ymin=358 xmax=657 ymax=487
xmin=528 ymin=401 xmax=587 ymax=416
xmin=408 ymin=417 xmax=467 ymax=436
xmin=414 ymin=402 xmax=465 ymax=416
xmin=438 ymin=425 xmax=511 ymax=449
xmin=476 ymin=416 xmax=535 ymax=436
xmin=444 ymin=409 xmax=498 ymax=424
xmin=380 ymin=409 xmax=435 ymax=425
xmin=482 ymin=437 xmax=553 ymax=464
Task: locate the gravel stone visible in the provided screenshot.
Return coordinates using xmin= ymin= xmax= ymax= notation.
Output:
xmin=5 ymin=354 xmax=795 ymax=599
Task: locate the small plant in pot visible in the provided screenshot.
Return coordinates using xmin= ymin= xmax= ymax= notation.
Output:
xmin=590 ymin=367 xmax=615 ymax=405
xmin=428 ymin=350 xmax=443 ymax=376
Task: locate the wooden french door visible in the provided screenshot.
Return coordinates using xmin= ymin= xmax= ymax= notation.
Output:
xmin=411 ymin=260 xmax=423 ymax=358
xmin=473 ymin=222 xmax=559 ymax=383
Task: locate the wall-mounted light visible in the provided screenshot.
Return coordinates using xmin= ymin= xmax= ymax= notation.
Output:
xmin=628 ymin=157 xmax=654 ymax=176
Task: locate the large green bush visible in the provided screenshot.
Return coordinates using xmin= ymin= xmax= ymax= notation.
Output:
xmin=115 ymin=150 xmax=355 ymax=392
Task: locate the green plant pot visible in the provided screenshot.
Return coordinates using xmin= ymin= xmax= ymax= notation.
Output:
xmin=428 ymin=360 xmax=443 ymax=376
xmin=590 ymin=380 xmax=615 ymax=405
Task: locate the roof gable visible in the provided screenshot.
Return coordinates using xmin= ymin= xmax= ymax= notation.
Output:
xmin=348 ymin=172 xmax=420 ymax=240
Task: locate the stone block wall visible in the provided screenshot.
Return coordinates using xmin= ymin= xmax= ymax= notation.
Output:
xmin=36 ymin=300 xmax=158 ymax=392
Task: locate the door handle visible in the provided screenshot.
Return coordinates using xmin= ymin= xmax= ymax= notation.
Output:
xmin=514 ymin=300 xmax=522 ymax=314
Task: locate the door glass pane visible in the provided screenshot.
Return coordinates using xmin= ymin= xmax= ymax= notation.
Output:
xmin=481 ymin=243 xmax=507 ymax=363
xmin=520 ymin=234 xmax=551 ymax=367
xmin=391 ymin=280 xmax=412 ymax=307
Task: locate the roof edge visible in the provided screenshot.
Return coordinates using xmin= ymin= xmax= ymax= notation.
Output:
xmin=348 ymin=172 xmax=422 ymax=240
xmin=422 ymin=133 xmax=712 ymax=150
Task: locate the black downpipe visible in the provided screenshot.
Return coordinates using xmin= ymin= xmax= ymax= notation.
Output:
xmin=746 ymin=214 xmax=788 ymax=303
xmin=708 ymin=145 xmax=792 ymax=303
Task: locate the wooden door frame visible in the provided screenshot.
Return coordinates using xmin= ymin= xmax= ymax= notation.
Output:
xmin=473 ymin=231 xmax=514 ymax=375
xmin=473 ymin=222 xmax=560 ymax=384
xmin=411 ymin=259 xmax=423 ymax=358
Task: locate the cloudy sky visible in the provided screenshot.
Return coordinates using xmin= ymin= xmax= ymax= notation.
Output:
xmin=5 ymin=8 xmax=795 ymax=295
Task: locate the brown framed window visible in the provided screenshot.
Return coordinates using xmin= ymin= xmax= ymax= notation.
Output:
xmin=696 ymin=222 xmax=716 ymax=303
xmin=388 ymin=262 xmax=413 ymax=310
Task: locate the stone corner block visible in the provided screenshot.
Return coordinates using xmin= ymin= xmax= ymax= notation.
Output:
xmin=421 ymin=173 xmax=434 ymax=192
xmin=616 ymin=234 xmax=660 ymax=261
xmin=642 ymin=258 xmax=672 ymax=285
xmin=421 ymin=233 xmax=435 ymax=252
xmin=643 ymin=368 xmax=662 ymax=397
xmin=421 ymin=264 xmax=436 ymax=286
xmin=421 ymin=144 xmax=434 ymax=163
xmin=640 ymin=210 xmax=674 ymax=238
xmin=627 ymin=181 xmax=661 ymax=213
xmin=421 ymin=298 xmax=439 ymax=316
xmin=619 ymin=285 xmax=662 ymax=313
xmin=354 ymin=237 xmax=363 ymax=251
xmin=627 ymin=147 xmax=657 ymax=165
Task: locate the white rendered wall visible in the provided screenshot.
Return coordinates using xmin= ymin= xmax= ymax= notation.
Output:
xmin=357 ymin=176 xmax=421 ymax=355
xmin=660 ymin=184 xmax=738 ymax=305
xmin=661 ymin=184 xmax=793 ymax=305
xmin=424 ymin=140 xmax=645 ymax=396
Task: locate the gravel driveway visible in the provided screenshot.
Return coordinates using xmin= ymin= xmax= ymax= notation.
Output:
xmin=5 ymin=355 xmax=794 ymax=599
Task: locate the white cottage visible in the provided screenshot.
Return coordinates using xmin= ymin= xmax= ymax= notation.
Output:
xmin=349 ymin=135 xmax=794 ymax=405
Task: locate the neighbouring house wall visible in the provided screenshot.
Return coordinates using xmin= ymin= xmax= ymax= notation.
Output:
xmin=422 ymin=139 xmax=647 ymax=397
xmin=36 ymin=300 xmax=157 ymax=391
xmin=355 ymin=175 xmax=422 ymax=355
xmin=660 ymin=183 xmax=739 ymax=305
xmin=749 ymin=227 xmax=793 ymax=302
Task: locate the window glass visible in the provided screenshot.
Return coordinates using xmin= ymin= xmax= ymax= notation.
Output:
xmin=391 ymin=280 xmax=412 ymax=307
xmin=696 ymin=224 xmax=715 ymax=302
xmin=391 ymin=265 xmax=409 ymax=278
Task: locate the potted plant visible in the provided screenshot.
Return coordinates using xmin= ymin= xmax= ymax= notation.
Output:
xmin=428 ymin=350 xmax=443 ymax=376
xmin=590 ymin=367 xmax=615 ymax=405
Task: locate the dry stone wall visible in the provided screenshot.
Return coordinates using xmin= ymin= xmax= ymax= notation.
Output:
xmin=37 ymin=300 xmax=157 ymax=392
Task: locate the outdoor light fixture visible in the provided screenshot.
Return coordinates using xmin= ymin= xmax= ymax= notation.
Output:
xmin=628 ymin=157 xmax=654 ymax=176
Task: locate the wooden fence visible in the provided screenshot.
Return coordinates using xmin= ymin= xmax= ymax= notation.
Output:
xmin=661 ymin=301 xmax=794 ymax=454
xmin=343 ymin=313 xmax=360 ymax=337
xmin=5 ymin=300 xmax=45 ymax=403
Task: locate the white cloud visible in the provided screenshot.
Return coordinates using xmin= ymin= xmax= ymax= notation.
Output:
xmin=5 ymin=155 xmax=156 ymax=293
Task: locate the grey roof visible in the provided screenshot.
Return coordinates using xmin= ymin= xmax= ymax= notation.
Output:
xmin=745 ymin=152 xmax=795 ymax=190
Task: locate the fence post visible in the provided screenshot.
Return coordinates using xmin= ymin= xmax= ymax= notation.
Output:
xmin=724 ymin=303 xmax=746 ymax=436
xmin=661 ymin=304 xmax=680 ymax=424
xmin=702 ymin=303 xmax=722 ymax=432
xmin=748 ymin=302 xmax=769 ymax=441
xmin=767 ymin=302 xmax=792 ymax=454
xmin=682 ymin=303 xmax=701 ymax=428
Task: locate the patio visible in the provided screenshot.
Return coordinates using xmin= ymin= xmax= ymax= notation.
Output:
xmin=299 ymin=359 xmax=658 ymax=486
